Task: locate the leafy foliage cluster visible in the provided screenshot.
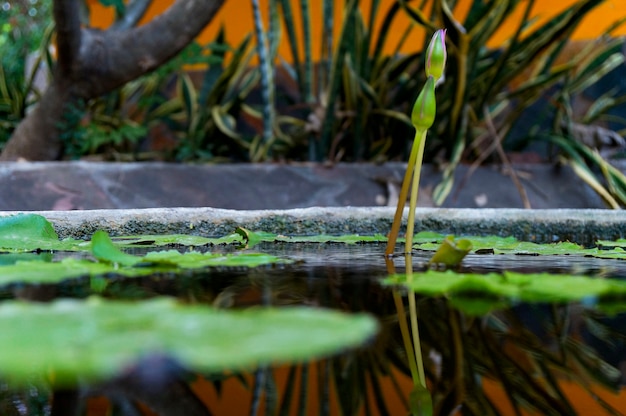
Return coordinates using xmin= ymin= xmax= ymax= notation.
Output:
xmin=2 ymin=0 xmax=626 ymax=205
xmin=0 ymin=0 xmax=51 ymax=146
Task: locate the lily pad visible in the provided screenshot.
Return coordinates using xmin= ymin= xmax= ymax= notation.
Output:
xmin=234 ymin=229 xmax=389 ymax=248
xmin=143 ymin=250 xmax=290 ymax=268
xmin=0 ymin=297 xmax=378 ymax=387
xmin=410 ymin=233 xmax=626 ymax=260
xmin=0 ymin=255 xmax=290 ymax=286
xmin=0 ymin=258 xmax=121 ymax=285
xmin=92 ymin=230 xmax=143 ymax=267
xmin=0 ymin=214 xmax=84 ymax=252
xmin=111 ymin=233 xmax=242 ymax=247
xmin=386 ymin=270 xmax=626 ymax=312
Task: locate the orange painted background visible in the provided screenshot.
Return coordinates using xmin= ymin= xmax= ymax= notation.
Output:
xmin=88 ymin=0 xmax=626 ymax=60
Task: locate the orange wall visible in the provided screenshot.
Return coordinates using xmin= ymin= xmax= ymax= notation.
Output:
xmin=87 ymin=0 xmax=626 ymax=60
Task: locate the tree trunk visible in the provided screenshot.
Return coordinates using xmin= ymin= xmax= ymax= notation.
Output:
xmin=3 ymin=83 xmax=74 ymax=160
xmin=1 ymin=0 xmax=225 ymax=161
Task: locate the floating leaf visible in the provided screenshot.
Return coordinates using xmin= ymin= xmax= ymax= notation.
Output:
xmin=236 ymin=228 xmax=390 ymax=247
xmin=91 ymin=230 xmax=142 ymax=267
xmin=0 ymin=213 xmax=57 ymax=240
xmin=428 ymin=236 xmax=472 ymax=267
xmin=111 ymin=233 xmax=243 ymax=247
xmin=386 ymin=270 xmax=626 ymax=313
xmin=410 ymin=233 xmax=626 ymax=259
xmin=0 ymin=259 xmax=122 ymax=285
xmin=235 ymin=227 xmax=276 ymax=248
xmin=0 ymin=214 xmax=83 ymax=252
xmin=597 ymin=239 xmax=626 ymax=249
xmin=143 ymin=250 xmax=291 ymax=269
xmin=0 ymin=297 xmax=378 ymax=387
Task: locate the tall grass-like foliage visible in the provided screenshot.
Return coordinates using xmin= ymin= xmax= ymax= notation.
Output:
xmin=0 ymin=0 xmax=52 ymax=147
xmin=400 ymin=0 xmax=626 ymax=206
xmin=277 ymin=0 xmax=420 ymax=162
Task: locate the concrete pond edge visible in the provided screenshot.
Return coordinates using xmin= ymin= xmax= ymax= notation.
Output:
xmin=1 ymin=207 xmax=625 ymax=246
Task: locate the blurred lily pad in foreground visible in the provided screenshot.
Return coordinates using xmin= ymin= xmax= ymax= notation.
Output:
xmin=0 ymin=297 xmax=378 ymax=387
xmin=386 ymin=270 xmax=626 ymax=314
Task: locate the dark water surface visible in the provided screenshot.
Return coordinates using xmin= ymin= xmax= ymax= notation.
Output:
xmin=3 ymin=243 xmax=626 ymax=415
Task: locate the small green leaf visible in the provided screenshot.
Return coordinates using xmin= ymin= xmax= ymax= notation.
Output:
xmin=428 ymin=236 xmax=472 ymax=267
xmin=235 ymin=227 xmax=275 ymax=248
xmin=91 ymin=231 xmax=142 ymax=267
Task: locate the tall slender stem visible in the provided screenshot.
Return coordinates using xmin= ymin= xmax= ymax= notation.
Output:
xmin=405 ymin=128 xmax=427 ymax=253
xmin=406 ymin=256 xmax=426 ymax=387
xmin=385 ymin=129 xmax=419 ymax=256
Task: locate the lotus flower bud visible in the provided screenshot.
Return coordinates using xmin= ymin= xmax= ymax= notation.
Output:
xmin=411 ymin=76 xmax=436 ymax=130
xmin=425 ymin=29 xmax=447 ymax=83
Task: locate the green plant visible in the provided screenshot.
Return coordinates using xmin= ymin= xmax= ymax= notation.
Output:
xmin=167 ymin=33 xmax=262 ymax=161
xmin=58 ymin=91 xmax=149 ymax=159
xmin=275 ymin=0 xmax=421 ymax=162
xmin=0 ymin=0 xmax=51 ymax=81
xmin=386 ymin=28 xmax=446 ymax=256
xmin=540 ymin=34 xmax=626 ymax=208
xmin=382 ymin=29 xmax=448 ymax=414
xmin=399 ymin=0 xmax=624 ymax=206
xmin=54 ymin=29 xmax=261 ymax=161
xmin=0 ymin=0 xmax=52 ymax=147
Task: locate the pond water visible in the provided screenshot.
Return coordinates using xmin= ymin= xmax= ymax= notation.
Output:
xmin=2 ymin=241 xmax=626 ymax=415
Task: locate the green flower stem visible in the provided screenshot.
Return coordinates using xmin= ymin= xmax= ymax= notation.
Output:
xmin=406 ymin=256 xmax=426 ymax=388
xmin=385 ymin=130 xmax=420 ymax=256
xmin=392 ymin=289 xmax=420 ymax=386
xmin=405 ymin=128 xmax=427 ymax=254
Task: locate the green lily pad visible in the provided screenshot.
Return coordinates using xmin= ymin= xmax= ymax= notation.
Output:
xmin=0 ymin=214 xmax=84 ymax=252
xmin=143 ymin=250 xmax=290 ymax=268
xmin=0 ymin=297 xmax=378 ymax=387
xmin=410 ymin=233 xmax=626 ymax=259
xmin=234 ymin=229 xmax=389 ymax=248
xmin=0 ymin=252 xmax=290 ymax=285
xmin=111 ymin=233 xmax=242 ymax=247
xmin=0 ymin=213 xmax=57 ymax=240
xmin=386 ymin=270 xmax=626 ymax=312
xmin=597 ymin=239 xmax=626 ymax=248
xmin=0 ymin=259 xmax=122 ymax=285
xmin=92 ymin=230 xmax=143 ymax=266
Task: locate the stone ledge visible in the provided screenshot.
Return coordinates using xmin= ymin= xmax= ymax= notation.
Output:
xmin=0 ymin=161 xmax=615 ymax=210
xmin=1 ymin=207 xmax=623 ymax=246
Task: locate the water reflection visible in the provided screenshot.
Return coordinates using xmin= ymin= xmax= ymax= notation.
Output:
xmin=2 ymin=243 xmax=626 ymax=415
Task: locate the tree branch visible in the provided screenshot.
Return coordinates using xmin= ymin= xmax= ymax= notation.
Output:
xmin=76 ymin=0 xmax=225 ymax=97
xmin=53 ymin=0 xmax=81 ymax=79
xmin=1 ymin=0 xmax=226 ymax=161
xmin=111 ymin=0 xmax=153 ymax=31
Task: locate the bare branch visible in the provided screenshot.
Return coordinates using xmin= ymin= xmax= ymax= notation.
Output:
xmin=76 ymin=0 xmax=225 ymax=97
xmin=111 ymin=0 xmax=153 ymax=31
xmin=53 ymin=0 xmax=81 ymax=78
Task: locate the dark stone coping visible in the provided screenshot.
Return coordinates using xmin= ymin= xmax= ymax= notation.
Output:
xmin=0 ymin=161 xmax=615 ymax=211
